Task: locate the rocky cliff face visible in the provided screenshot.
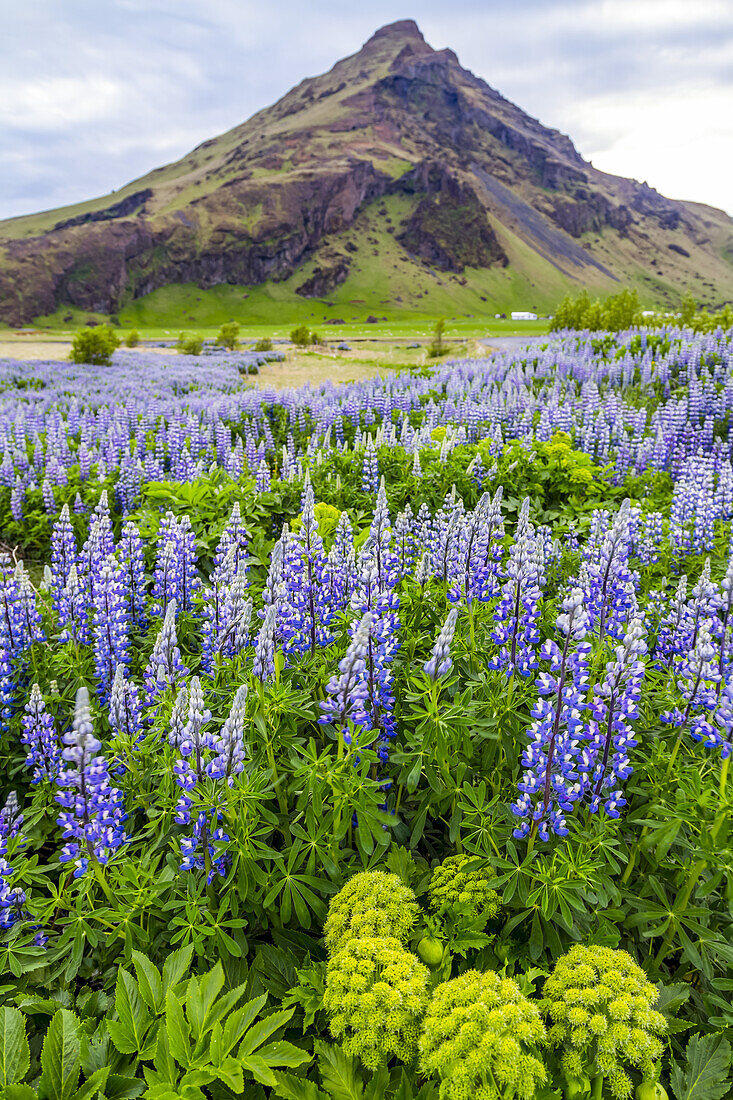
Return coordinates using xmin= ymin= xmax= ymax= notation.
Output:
xmin=1 ymin=19 xmax=732 ymax=323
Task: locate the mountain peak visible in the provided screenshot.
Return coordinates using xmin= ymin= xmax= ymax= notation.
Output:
xmin=364 ymin=20 xmax=427 ymax=47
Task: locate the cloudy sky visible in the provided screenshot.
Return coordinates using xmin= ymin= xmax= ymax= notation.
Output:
xmin=2 ymin=0 xmax=732 ymax=221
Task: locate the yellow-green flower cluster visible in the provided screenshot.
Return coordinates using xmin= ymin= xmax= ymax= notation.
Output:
xmin=324 ymin=870 xmax=419 ymax=954
xmin=325 ymin=936 xmax=430 ymax=1069
xmin=542 ymin=945 xmax=666 ymax=1100
xmin=428 ymin=855 xmax=502 ymax=924
xmin=419 ymin=969 xmax=547 ymax=1100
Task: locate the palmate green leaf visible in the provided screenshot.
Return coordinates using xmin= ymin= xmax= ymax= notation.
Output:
xmin=38 ymin=1009 xmax=81 ymax=1100
xmin=670 ymin=1033 xmax=733 ymax=1100
xmin=0 ymin=1006 xmax=30 ymax=1085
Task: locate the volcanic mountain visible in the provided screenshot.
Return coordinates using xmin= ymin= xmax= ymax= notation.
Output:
xmin=1 ymin=19 xmax=732 ymax=325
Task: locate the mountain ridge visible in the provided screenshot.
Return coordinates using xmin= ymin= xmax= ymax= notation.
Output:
xmin=1 ymin=20 xmax=732 ymax=325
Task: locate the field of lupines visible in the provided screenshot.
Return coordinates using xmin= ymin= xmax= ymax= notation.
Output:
xmin=0 ymin=329 xmax=732 ymax=1099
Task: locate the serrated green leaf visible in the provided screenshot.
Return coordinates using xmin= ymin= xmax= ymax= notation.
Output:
xmin=238 ymin=1009 xmax=294 ymax=1057
xmin=670 ymin=1033 xmax=732 ymax=1100
xmin=161 ymin=945 xmax=193 ymax=996
xmin=0 ymin=1006 xmax=30 ymax=1085
xmin=242 ymin=1054 xmax=278 ymax=1088
xmin=164 ymin=989 xmax=191 ymax=1069
xmin=73 ymin=1065 xmax=109 ymax=1100
xmin=38 ymin=1009 xmax=81 ymax=1100
xmin=132 ymin=953 xmax=163 ymax=1015
xmin=273 ymin=1071 xmax=329 ymax=1100
xmin=315 ymin=1041 xmax=364 ymax=1100
xmin=257 ymin=1039 xmax=311 ymax=1069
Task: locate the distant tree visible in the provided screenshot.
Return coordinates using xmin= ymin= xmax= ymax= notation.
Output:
xmin=215 ymin=322 xmax=240 ymax=350
xmin=680 ymin=291 xmax=697 ymax=325
xmin=290 ymin=325 xmax=312 ymax=347
xmin=69 ymin=325 xmax=121 ymax=366
xmin=427 ymin=318 xmax=449 ymax=358
xmin=254 ymin=337 xmax=273 ymax=351
xmin=125 ymin=329 xmax=140 ymax=348
xmin=176 ymin=332 xmax=204 ymax=356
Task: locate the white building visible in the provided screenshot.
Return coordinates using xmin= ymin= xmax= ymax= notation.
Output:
xmin=511 ymin=311 xmax=538 ymax=321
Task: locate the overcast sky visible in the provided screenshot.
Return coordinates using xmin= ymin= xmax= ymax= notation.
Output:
xmin=1 ymin=0 xmax=732 ymax=221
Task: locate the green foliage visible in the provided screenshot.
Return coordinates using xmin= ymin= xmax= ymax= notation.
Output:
xmin=427 ymin=855 xmax=502 ymax=926
xmin=69 ymin=325 xmax=121 ymax=365
xmin=125 ymin=329 xmax=140 ymax=348
xmin=543 ymin=946 xmax=667 ymax=1099
xmin=419 ymin=970 xmax=547 ymax=1100
xmin=427 ymin=319 xmax=449 ymax=359
xmin=176 ymin=332 xmax=204 ymax=356
xmin=669 ymin=1033 xmax=732 ymax=1100
xmin=290 ymin=325 xmax=320 ymax=347
xmin=324 ymin=871 xmax=419 ymax=955
xmin=551 ymin=289 xmax=641 ymax=332
xmin=324 ymin=937 xmax=429 ymax=1069
xmin=215 ymin=322 xmax=240 ymax=349
xmin=254 ymin=338 xmax=273 ymax=352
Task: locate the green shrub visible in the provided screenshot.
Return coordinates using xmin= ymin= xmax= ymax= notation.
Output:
xmin=324 ymin=870 xmax=419 ymax=955
xmin=125 ymin=329 xmax=140 ymax=347
xmin=542 ymin=945 xmax=666 ymax=1099
xmin=419 ymin=970 xmax=547 ymax=1100
xmin=325 ymin=936 xmax=429 ymax=1068
xmin=215 ymin=321 xmax=240 ymax=349
xmin=176 ymin=332 xmax=204 ymax=356
xmin=427 ymin=317 xmax=450 ymax=358
xmin=69 ymin=325 xmax=121 ymax=365
xmin=290 ymin=324 xmax=313 ymax=347
xmin=254 ymin=337 xmax=273 ymax=351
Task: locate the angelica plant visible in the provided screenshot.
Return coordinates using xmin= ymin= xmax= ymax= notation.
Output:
xmin=428 ymin=854 xmax=502 ymax=926
xmin=324 ymin=936 xmax=429 ymax=1069
xmin=542 ymin=945 xmax=666 ymax=1100
xmin=324 ymin=870 xmax=419 ymax=955
xmin=419 ymin=969 xmax=547 ymax=1100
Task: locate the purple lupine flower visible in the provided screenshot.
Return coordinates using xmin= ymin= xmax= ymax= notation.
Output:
xmin=324 ymin=511 xmax=356 ymax=611
xmin=172 ymin=677 xmax=229 ymax=881
xmin=692 ymin=676 xmax=733 ymax=758
xmin=253 ymin=604 xmax=277 ymax=682
xmin=144 ymin=599 xmax=189 ymax=709
xmin=255 ymin=459 xmax=271 ymax=492
xmin=10 ymin=477 xmax=24 ymax=523
xmin=637 ymin=511 xmax=664 ymax=566
xmin=655 ymin=575 xmax=690 ymax=664
xmin=424 ymin=608 xmax=459 ymax=679
xmin=56 ymin=687 xmax=128 ymax=878
xmin=512 ymin=587 xmax=591 ymax=841
xmin=42 ymin=478 xmax=55 ymax=514
xmin=207 ymin=684 xmax=248 ymax=783
xmin=449 ymin=486 xmax=505 ymax=604
xmin=319 ymin=611 xmax=373 ymax=745
xmin=213 ymin=503 xmax=249 ymax=587
xmin=362 ymin=435 xmax=378 ymax=494
xmin=118 ymin=521 xmax=147 ymax=628
xmin=349 ymin=546 xmax=400 ymax=760
xmin=583 ymin=498 xmax=637 ymax=642
xmin=0 ymin=793 xmax=26 ymax=931
xmin=92 ymin=555 xmax=130 ymax=701
xmin=280 ymin=485 xmax=333 ymax=655
xmin=489 ymin=498 xmax=544 ymax=677
xmin=661 ymin=619 xmax=719 ymax=730
xmin=58 ymin=564 xmax=90 ymax=645
xmin=577 ymin=617 xmax=647 ymax=817
xmin=22 ymin=684 xmax=60 ymax=782
xmin=50 ymin=504 xmax=78 ymax=613
xmin=109 ymin=666 xmax=143 ymax=743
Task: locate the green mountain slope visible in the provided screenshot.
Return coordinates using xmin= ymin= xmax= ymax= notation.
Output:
xmin=1 ymin=19 xmax=732 ymax=325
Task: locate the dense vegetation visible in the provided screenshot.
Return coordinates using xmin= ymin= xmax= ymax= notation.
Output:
xmin=0 ymin=329 xmax=732 ymax=1098
xmin=552 ymin=289 xmax=733 ymax=334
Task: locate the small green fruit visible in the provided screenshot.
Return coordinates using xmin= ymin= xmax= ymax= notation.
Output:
xmin=636 ymin=1084 xmax=669 ymax=1100
xmin=417 ymin=936 xmax=444 ymax=967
